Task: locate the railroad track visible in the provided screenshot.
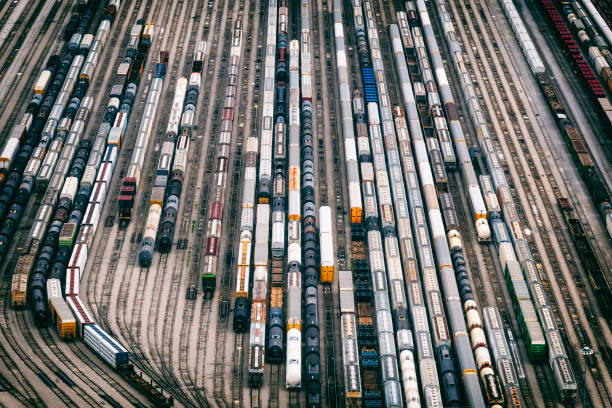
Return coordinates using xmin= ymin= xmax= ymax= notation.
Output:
xmin=288 ymin=390 xmax=300 ymax=408
xmin=0 ymin=230 xmax=44 ymax=406
xmin=0 ymin=0 xmax=43 ymax=78
xmin=39 ymin=327 xmax=143 ymax=407
xmin=15 ymin=310 xmax=101 ymax=407
xmin=267 ymin=363 xmax=280 ymax=408
xmin=0 ymin=0 xmax=20 ymax=33
xmin=448 ymin=0 xmax=612 ymax=404
xmin=250 ymin=383 xmax=262 ymax=408
xmin=231 ymin=332 xmax=246 ymax=408
xmin=0 ymin=0 xmax=69 ymax=140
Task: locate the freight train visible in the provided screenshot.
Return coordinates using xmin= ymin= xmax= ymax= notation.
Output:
xmin=356 ymin=1 xmax=453 ymax=405
xmin=266 ymin=0 xmax=287 ymax=378
xmin=383 ymin=19 xmax=476 ymax=408
xmin=241 ymin=0 xmax=280 ymax=348
xmin=559 ymin=0 xmax=612 ymax=93
xmin=243 ymin=203 xmax=269 ymax=380
xmin=261 ymin=0 xmax=286 ymax=378
xmin=117 ymin=61 xmax=164 ymax=222
xmin=336 ymin=1 xmax=383 ymax=404
xmin=24 ymin=19 xmax=150 ymax=326
xmin=397 ymin=7 xmax=491 ymax=243
xmin=558 ymin=197 xmax=612 ymax=315
xmin=298 ymin=0 xmax=322 ymax=400
xmin=579 ymin=0 xmax=612 ymax=49
xmin=338 ymin=270 xmax=363 ymax=407
xmin=247 ymin=2 xmax=285 ymax=390
xmin=201 ymin=22 xmax=243 ymax=295
xmin=434 ymin=0 xmax=578 ymax=401
xmin=482 ymin=307 xmax=527 ymax=408
xmin=536 ymin=0 xmax=612 ymax=132
xmin=285 ymin=37 xmax=302 ymax=391
xmin=138 ymin=78 xmax=187 ymax=267
xmin=530 ymin=0 xmax=612 ymax=237
xmin=156 ymin=41 xmax=205 ymax=252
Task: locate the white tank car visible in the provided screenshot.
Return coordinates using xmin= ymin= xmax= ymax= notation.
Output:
xmin=285 ymin=328 xmax=302 ymax=389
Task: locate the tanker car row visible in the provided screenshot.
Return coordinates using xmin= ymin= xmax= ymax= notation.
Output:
xmin=200 ymin=22 xmax=243 ymax=294
xmin=136 ymin=47 xmax=205 ymax=265
xmin=297 ymin=2 xmax=324 ymax=403
xmin=121 ymin=39 xmax=205 ymax=264
xmin=433 ymin=0 xmax=578 ymax=401
xmin=501 ymin=0 xmax=612 ymax=314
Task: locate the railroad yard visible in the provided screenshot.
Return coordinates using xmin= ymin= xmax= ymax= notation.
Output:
xmin=0 ymin=0 xmax=611 ymax=407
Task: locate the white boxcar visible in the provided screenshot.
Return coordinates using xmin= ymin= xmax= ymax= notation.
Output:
xmin=66 ymin=295 xmax=94 ymax=339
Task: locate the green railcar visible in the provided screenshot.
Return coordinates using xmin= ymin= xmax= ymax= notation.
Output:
xmin=59 ymin=223 xmax=78 ymax=248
